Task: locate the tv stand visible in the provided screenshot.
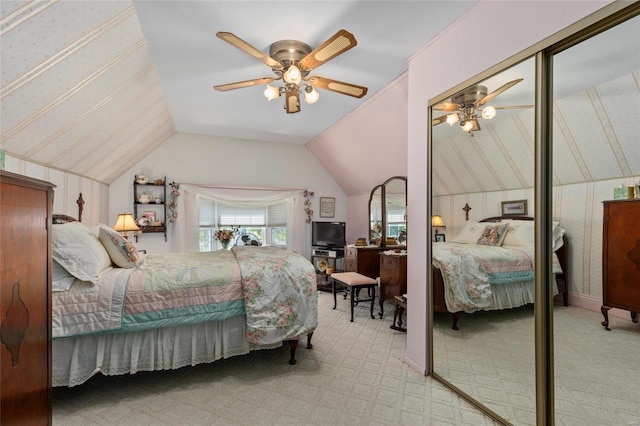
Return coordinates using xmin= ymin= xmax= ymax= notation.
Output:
xmin=311 ymin=250 xmax=344 ymax=292
xmin=311 ymin=247 xmax=344 ymax=258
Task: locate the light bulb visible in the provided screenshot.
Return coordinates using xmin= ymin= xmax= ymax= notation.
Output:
xmin=461 ymin=120 xmax=474 ymax=132
xmin=264 ymin=85 xmax=280 ymax=101
xmin=446 ymin=113 xmax=459 ymax=126
xmin=304 ymin=87 xmax=319 ymax=104
xmin=283 ymin=65 xmax=302 ymax=84
xmin=482 ymin=105 xmax=496 ymax=119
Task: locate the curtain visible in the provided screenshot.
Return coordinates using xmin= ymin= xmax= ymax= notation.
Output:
xmin=170 ymin=185 xmax=310 ymax=258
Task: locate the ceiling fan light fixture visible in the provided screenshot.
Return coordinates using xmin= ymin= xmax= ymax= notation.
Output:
xmin=304 ymin=86 xmax=319 ymax=104
xmin=264 ymin=85 xmax=280 ymax=101
xmin=283 ymin=65 xmax=302 ymax=84
xmin=481 ymin=105 xmax=496 ymax=119
xmin=446 ymin=113 xmax=459 ymax=126
xmin=461 ymin=120 xmax=474 ymax=132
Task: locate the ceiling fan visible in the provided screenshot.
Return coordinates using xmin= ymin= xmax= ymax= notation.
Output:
xmin=213 ymin=30 xmax=368 ymax=114
xmin=432 ymin=78 xmax=532 ymax=135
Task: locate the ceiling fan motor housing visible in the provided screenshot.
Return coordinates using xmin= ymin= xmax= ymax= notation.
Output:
xmin=269 ymin=40 xmax=312 ymax=75
xmin=452 ymin=84 xmax=488 ymax=107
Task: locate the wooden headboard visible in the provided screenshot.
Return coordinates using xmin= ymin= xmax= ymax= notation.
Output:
xmin=480 ymin=215 xmax=533 ymax=222
xmin=52 ymin=193 xmax=84 ymax=223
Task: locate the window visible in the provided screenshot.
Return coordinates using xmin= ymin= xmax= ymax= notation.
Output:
xmin=198 ymin=199 xmax=288 ymax=251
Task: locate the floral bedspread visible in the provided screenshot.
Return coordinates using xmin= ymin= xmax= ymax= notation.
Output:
xmin=432 ymin=242 xmax=562 ymax=313
xmin=232 ymin=246 xmax=318 ymax=345
xmin=53 ymin=247 xmax=317 ymax=344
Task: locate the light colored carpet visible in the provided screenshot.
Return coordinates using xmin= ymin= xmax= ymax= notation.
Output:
xmin=53 ymin=292 xmax=499 ymax=426
xmin=433 ymin=304 xmax=640 ymax=426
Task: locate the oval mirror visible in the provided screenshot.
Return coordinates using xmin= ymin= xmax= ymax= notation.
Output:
xmin=369 ymin=185 xmax=383 ymax=243
xmin=384 ymin=176 xmax=407 ymax=246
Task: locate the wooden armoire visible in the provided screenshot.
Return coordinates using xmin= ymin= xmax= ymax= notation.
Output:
xmin=1 ymin=171 xmax=55 ymax=425
xmin=601 ymin=199 xmax=640 ymax=330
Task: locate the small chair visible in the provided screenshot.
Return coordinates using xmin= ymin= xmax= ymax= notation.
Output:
xmin=330 ymin=272 xmax=377 ymax=322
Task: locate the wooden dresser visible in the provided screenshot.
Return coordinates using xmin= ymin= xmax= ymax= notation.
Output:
xmin=601 ymin=199 xmax=640 ymax=330
xmin=1 ymin=171 xmax=54 ymax=425
xmin=344 ymin=246 xmax=385 ymax=279
xmin=379 ymin=252 xmax=407 ymax=318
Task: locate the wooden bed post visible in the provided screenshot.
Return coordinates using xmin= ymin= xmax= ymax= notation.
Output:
xmin=76 ymin=193 xmax=84 ymax=222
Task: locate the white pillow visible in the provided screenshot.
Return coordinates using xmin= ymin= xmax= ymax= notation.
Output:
xmin=53 ymin=221 xmax=111 ymax=284
xmin=52 ymin=260 xmax=76 ymax=292
xmin=501 ymin=220 xmax=535 ymax=247
xmin=452 ymin=221 xmax=487 ymax=244
xmin=501 ymin=219 xmax=566 ymax=250
xmin=552 ymin=225 xmax=566 ymax=251
xmin=98 ymin=226 xmax=140 ymax=268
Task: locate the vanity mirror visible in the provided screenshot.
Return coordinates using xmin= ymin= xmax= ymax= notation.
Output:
xmin=368 ymin=177 xmax=407 ymax=247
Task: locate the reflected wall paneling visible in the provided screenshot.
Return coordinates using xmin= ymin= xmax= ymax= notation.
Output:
xmin=0 ymin=171 xmax=54 ymax=425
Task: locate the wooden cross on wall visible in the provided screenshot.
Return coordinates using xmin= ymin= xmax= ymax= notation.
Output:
xmin=463 ymin=203 xmax=472 ymax=221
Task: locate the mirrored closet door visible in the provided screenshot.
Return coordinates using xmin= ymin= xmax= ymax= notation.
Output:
xmin=429 ymin=4 xmax=639 ymax=425
xmin=430 ymin=57 xmax=537 ymax=425
xmin=550 ymin=13 xmax=640 ymax=426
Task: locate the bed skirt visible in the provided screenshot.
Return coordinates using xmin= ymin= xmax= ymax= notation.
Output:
xmin=53 ymin=315 xmax=281 ymax=387
xmin=471 ymin=280 xmax=558 ymax=312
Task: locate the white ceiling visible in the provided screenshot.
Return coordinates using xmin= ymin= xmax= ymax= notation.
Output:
xmin=0 ymin=0 xmax=478 ymax=183
xmin=131 ymin=0 xmax=477 ymax=144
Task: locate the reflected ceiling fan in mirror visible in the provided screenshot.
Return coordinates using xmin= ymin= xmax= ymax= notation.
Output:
xmin=214 ymin=30 xmax=368 ymax=114
xmin=432 ymin=78 xmax=532 ymax=136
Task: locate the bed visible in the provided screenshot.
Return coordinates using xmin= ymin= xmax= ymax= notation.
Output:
xmin=432 ymin=216 xmax=568 ymax=330
xmin=51 ymin=211 xmax=317 ymax=387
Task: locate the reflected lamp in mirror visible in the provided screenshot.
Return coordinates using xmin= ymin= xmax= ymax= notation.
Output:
xmin=432 ymin=215 xmax=446 ymax=241
xmin=113 ymin=213 xmax=141 ymax=239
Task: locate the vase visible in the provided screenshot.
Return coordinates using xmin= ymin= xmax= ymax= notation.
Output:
xmin=221 ymin=241 xmax=230 ymax=250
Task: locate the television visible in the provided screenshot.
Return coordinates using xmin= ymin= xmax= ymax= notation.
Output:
xmin=312 ymin=221 xmax=346 ymax=248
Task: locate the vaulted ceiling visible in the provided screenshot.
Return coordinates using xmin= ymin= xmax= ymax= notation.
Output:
xmin=0 ymin=1 xmax=476 ymax=184
xmin=1 ymin=1 xmax=637 ymax=195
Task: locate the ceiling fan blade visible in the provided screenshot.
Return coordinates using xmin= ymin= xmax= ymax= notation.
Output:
xmin=432 ymin=115 xmax=449 ymax=126
xmin=214 ymin=77 xmax=275 ymax=91
xmin=493 ymin=104 xmax=534 ymax=110
xmin=307 ymin=76 xmax=367 ymax=98
xmin=433 ymin=102 xmax=460 ymax=112
xmin=476 ymin=78 xmax=523 ymax=107
xmin=298 ymin=29 xmax=357 ymax=71
xmin=284 ymin=87 xmax=300 ymax=113
xmin=216 ymin=32 xmax=283 ymax=70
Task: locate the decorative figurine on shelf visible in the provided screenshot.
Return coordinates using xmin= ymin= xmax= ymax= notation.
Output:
xmin=155 ymin=178 xmax=164 ymax=186
xmin=136 ymin=174 xmax=149 ymax=184
xmin=138 ymin=193 xmax=151 ymax=204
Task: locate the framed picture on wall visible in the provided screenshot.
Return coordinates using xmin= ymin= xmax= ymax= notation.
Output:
xmin=501 ymin=199 xmax=528 ymax=216
xmin=319 ymin=197 xmax=335 ymax=218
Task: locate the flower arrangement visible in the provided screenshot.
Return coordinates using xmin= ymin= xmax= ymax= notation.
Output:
xmin=167 ymin=181 xmax=180 ymax=224
xmin=214 ymin=228 xmax=236 ymax=243
xmin=372 ymin=220 xmax=382 ymax=233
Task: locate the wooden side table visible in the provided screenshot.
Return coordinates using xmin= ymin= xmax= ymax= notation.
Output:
xmin=390 ymin=295 xmax=407 ymax=332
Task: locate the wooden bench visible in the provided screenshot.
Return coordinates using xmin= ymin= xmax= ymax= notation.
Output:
xmin=330 ymin=272 xmax=377 ymax=322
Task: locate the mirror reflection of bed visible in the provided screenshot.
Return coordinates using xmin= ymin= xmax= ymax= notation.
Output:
xmin=430 ymin=12 xmax=640 ymax=425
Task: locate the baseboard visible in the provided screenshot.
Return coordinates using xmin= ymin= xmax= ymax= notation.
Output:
xmin=404 ymin=356 xmax=427 ymax=375
xmin=566 ymin=292 xmax=631 ymax=319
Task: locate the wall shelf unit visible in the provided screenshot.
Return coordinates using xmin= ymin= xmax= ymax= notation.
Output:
xmin=133 ymin=176 xmax=167 ymax=241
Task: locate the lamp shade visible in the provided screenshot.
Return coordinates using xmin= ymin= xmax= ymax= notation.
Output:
xmin=113 ymin=213 xmax=140 ymax=237
xmin=431 ymin=215 xmax=445 ymax=228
